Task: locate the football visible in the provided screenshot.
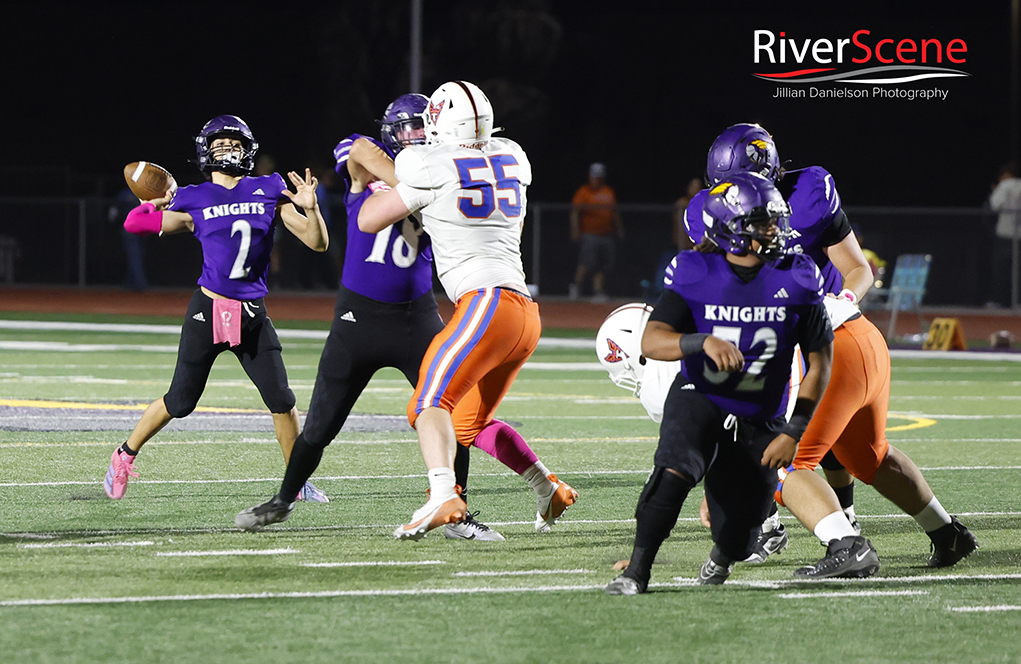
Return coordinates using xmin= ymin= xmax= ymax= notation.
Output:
xmin=123 ymin=161 xmax=178 ymax=202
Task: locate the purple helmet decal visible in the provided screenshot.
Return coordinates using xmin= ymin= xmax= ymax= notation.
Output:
xmin=195 ymin=114 xmax=259 ymax=176
xmin=706 ymin=123 xmax=781 ymax=186
xmin=703 ymin=172 xmax=791 ymax=261
xmin=379 ymin=93 xmax=429 ymax=154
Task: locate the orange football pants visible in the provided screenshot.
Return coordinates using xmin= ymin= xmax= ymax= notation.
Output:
xmin=409 ymin=288 xmax=541 ymax=444
xmin=780 ymin=315 xmax=891 ymax=501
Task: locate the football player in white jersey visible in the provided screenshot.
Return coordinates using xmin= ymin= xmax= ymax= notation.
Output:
xmin=359 ymin=80 xmax=577 ymax=540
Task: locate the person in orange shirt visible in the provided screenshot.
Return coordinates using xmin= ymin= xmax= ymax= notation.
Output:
xmin=569 ymin=163 xmax=623 ymax=301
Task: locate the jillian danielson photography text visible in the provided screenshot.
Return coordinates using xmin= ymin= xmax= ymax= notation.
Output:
xmin=773 ymin=86 xmax=950 ymax=100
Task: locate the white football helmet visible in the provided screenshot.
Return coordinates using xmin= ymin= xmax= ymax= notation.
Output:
xmin=596 ymin=303 xmax=654 ymax=396
xmin=424 ymin=80 xmax=494 ymax=149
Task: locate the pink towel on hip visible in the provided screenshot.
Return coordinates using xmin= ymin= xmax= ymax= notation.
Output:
xmin=212 ymin=298 xmax=242 ymax=347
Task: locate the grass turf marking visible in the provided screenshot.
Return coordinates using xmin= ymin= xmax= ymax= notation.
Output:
xmin=154 ymin=548 xmax=300 ymax=557
xmin=301 ymin=561 xmax=446 ymax=567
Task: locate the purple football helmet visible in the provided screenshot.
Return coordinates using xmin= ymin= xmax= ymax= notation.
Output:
xmin=703 ymin=172 xmax=791 ymax=261
xmin=194 ymin=114 xmax=259 ymax=176
xmin=705 ymin=123 xmax=781 ymax=186
xmin=379 ymin=93 xmax=429 ymax=154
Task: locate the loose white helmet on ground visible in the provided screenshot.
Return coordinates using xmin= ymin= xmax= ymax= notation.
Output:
xmin=424 ymin=80 xmax=494 ymax=149
xmin=596 ymin=303 xmax=654 ymax=396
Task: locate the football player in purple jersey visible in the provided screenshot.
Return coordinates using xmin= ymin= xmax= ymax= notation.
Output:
xmin=606 ymin=173 xmax=838 ymax=594
xmin=684 ymin=123 xmax=873 ymax=556
xmin=236 ymin=94 xmax=574 ymax=539
xmin=104 ymin=115 xmax=330 ymax=503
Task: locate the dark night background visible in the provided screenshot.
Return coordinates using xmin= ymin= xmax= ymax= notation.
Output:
xmin=0 ymin=1 xmax=1016 ymax=302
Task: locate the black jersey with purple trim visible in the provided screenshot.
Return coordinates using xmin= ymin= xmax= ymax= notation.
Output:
xmin=660 ymin=250 xmax=830 ymax=420
xmin=168 ymin=174 xmax=286 ymax=300
xmin=683 ymin=166 xmax=848 ymax=294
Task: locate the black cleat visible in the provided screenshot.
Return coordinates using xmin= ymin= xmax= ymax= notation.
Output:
xmin=928 ymin=516 xmax=979 ymax=568
xmin=605 ymin=575 xmax=647 ymax=595
xmin=743 ymin=523 xmax=790 ymax=564
xmin=795 ymin=535 xmax=880 ymax=579
xmin=697 ymin=556 xmax=735 ymax=585
xmin=235 ymin=495 xmax=295 ymax=532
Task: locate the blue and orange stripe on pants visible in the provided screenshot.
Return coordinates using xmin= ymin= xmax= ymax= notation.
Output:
xmin=409 ymin=288 xmax=541 ymax=438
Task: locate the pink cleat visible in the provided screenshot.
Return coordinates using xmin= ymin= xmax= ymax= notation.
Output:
xmin=103 ymin=447 xmax=139 ymax=499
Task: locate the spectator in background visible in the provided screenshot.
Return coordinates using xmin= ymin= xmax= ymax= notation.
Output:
xmin=643 ymin=176 xmax=702 ymax=300
xmin=570 ymin=162 xmax=623 ymax=302
xmin=989 ymin=162 xmax=1021 ymax=308
xmin=673 ymin=177 xmax=703 ymax=251
xmin=110 ymin=187 xmax=149 ymax=291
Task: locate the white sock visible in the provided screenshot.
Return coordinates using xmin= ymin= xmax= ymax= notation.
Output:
xmin=522 ymin=462 xmax=553 ymax=495
xmin=427 ymin=467 xmax=457 ymax=502
xmin=814 ymin=510 xmax=859 ymax=544
xmin=761 ymin=510 xmax=781 ymax=532
xmin=843 ymin=505 xmax=857 ymax=523
xmin=913 ymin=496 xmax=952 ymax=532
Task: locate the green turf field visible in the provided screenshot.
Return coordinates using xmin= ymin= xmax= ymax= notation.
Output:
xmin=1 ymin=317 xmax=1019 ymax=663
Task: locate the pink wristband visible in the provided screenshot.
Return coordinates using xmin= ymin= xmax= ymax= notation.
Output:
xmin=837 ymin=289 xmax=858 ymax=305
xmin=367 ymin=180 xmax=392 ymax=193
xmin=124 ymin=203 xmax=164 ymax=235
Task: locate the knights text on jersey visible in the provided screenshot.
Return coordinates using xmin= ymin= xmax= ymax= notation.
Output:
xmin=168 ymin=174 xmax=287 ymax=300
xmin=682 ymin=166 xmax=846 ymax=294
xmin=394 ymin=137 xmax=531 ymax=301
xmin=663 ymin=250 xmax=830 ymax=420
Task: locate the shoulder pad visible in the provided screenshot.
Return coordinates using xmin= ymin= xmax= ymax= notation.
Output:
xmin=683 ymin=189 xmax=710 ymax=244
xmin=664 ymin=250 xmax=709 ymax=289
xmin=782 ymin=166 xmax=841 ymax=226
xmin=394 ymin=148 xmax=432 ymax=188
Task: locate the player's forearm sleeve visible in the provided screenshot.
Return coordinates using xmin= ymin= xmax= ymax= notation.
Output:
xmin=123 ymin=203 xmax=163 ymax=235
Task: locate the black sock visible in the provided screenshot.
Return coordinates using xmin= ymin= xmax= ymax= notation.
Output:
xmin=625 ymin=468 xmax=695 ymax=584
xmin=710 ymin=545 xmax=736 ymax=567
xmin=454 ymin=444 xmax=470 ymax=504
xmin=832 ymin=482 xmax=855 ymax=510
xmin=119 ymin=442 xmax=138 ymax=456
xmin=278 ymin=434 xmax=324 ymax=503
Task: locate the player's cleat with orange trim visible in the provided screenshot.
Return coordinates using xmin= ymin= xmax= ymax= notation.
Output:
xmin=444 ymin=511 xmax=505 ymax=541
xmin=927 ymin=516 xmax=978 ymax=568
xmin=103 ymin=447 xmax=139 ymax=499
xmin=297 ymin=481 xmax=329 ymax=503
xmin=393 ymin=495 xmax=467 ymax=541
xmin=535 ymin=473 xmax=578 ymax=532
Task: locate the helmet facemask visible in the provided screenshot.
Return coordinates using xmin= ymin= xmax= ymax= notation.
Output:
xmin=380 ymin=93 xmax=429 ymax=154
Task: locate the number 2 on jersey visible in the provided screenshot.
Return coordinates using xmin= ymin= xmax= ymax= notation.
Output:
xmin=229 ymin=220 xmax=252 ymax=279
xmin=455 ymin=155 xmax=522 ymax=219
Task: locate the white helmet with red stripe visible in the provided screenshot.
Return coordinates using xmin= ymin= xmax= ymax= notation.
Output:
xmin=424 ymin=80 xmax=494 ymax=149
xmin=596 ymin=303 xmax=653 ymax=396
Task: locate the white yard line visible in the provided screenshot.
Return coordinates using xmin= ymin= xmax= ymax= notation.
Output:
xmin=2 ymin=573 xmax=1016 ymax=607
xmin=302 ymin=561 xmax=445 ymax=568
xmin=155 ymin=548 xmax=300 ymax=557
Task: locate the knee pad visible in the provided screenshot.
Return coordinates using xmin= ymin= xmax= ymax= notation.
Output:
xmin=163 ymin=393 xmax=196 ymax=419
xmin=266 ymin=389 xmax=296 ymax=415
xmin=773 ymin=464 xmax=795 ymax=507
